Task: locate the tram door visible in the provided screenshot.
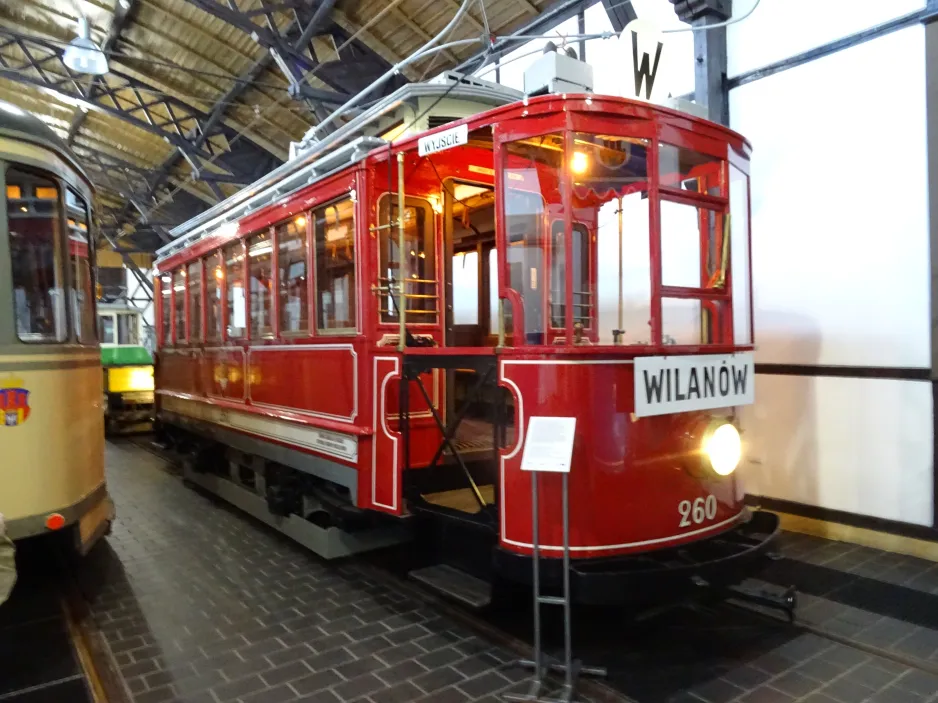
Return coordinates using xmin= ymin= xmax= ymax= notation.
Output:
xmin=442 ymin=182 xmax=497 ymax=438
xmin=443 ymin=181 xmax=496 ymax=348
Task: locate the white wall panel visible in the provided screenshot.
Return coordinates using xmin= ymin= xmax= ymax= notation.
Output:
xmin=729 ymin=26 xmax=929 ymax=368
xmin=740 ymin=375 xmax=933 ymax=526
xmin=727 ymin=0 xmax=924 ymax=77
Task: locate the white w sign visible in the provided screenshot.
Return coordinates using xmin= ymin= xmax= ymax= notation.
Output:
xmin=622 ymin=19 xmax=669 ymax=104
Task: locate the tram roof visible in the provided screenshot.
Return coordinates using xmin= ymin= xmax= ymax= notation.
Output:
xmin=0 ymin=100 xmax=90 ymax=186
xmin=156 ymin=87 xmax=752 ymax=267
xmin=156 ymin=74 xmax=522 ymax=263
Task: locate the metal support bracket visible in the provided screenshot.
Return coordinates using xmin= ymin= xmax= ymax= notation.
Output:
xmin=506 ymin=471 xmax=607 ymax=703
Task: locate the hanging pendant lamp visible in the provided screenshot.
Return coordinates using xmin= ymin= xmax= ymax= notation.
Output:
xmin=63 ymin=17 xmax=109 ymax=76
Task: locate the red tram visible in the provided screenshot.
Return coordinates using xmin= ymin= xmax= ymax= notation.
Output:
xmin=154 ymin=67 xmax=778 ymax=606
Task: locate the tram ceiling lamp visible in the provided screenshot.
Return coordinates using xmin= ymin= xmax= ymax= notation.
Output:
xmin=63 ymin=17 xmax=109 ymax=76
xmin=571 ymin=150 xmax=589 ymax=174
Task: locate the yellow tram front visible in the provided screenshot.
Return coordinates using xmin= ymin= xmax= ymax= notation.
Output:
xmin=0 ymin=101 xmax=112 ymax=552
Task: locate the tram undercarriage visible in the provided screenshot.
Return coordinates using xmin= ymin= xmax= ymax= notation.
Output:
xmin=159 ymin=412 xmax=410 ymax=560
xmin=159 ymin=350 xmax=785 ymax=614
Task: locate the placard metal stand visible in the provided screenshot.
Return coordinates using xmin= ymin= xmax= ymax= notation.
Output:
xmin=505 ymin=418 xmax=607 ymax=703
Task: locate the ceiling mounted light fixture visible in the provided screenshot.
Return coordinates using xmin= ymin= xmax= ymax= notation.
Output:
xmin=63 ymin=17 xmax=109 ymax=75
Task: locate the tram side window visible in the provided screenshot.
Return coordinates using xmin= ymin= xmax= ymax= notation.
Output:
xmin=730 ymin=164 xmax=752 ymax=346
xmin=117 ymin=313 xmax=139 ymax=345
xmin=277 ymin=215 xmax=309 ymax=334
xmin=225 ymin=242 xmax=246 ymax=338
xmin=99 ymin=314 xmax=116 ymax=345
xmin=205 ymin=251 xmax=222 ymax=341
xmin=659 ymin=144 xmax=723 ymax=195
xmin=6 ymin=168 xmax=66 ymax=342
xmin=248 ymin=231 xmax=273 ymax=338
xmin=314 ymin=197 xmax=356 ymax=332
xmin=67 ymin=189 xmax=95 ymax=343
xmin=173 ymin=268 xmax=186 ymax=343
xmin=160 ymin=273 xmax=172 ymax=345
xmin=188 ymin=260 xmax=202 ymax=342
xmin=378 ymin=197 xmax=436 ymax=324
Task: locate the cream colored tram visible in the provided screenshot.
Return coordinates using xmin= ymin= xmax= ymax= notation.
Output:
xmin=0 ymin=101 xmax=113 ymax=552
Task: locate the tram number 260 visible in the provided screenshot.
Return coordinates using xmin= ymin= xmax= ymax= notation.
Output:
xmin=678 ymin=495 xmax=718 ymax=527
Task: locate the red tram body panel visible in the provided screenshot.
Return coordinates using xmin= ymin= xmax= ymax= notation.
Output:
xmin=154 ymin=83 xmax=777 ymax=605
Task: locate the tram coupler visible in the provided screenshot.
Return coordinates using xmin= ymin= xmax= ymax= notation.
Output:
xmin=725 ymin=582 xmax=798 ymax=623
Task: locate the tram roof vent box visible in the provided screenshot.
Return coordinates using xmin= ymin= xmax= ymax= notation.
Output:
xmin=523 ymin=48 xmax=593 ymax=97
xmin=662 ymin=96 xmax=709 ymax=120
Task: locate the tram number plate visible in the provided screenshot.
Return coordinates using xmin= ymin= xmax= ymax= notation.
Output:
xmin=678 ymin=495 xmax=717 ymax=527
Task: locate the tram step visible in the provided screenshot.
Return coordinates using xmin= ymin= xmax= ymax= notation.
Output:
xmin=409 ymin=564 xmax=491 ymax=609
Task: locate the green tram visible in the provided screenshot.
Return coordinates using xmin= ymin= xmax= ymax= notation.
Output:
xmin=97 ymin=303 xmax=154 ymax=433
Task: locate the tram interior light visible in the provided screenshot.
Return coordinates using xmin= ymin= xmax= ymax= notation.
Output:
xmin=703 ymin=422 xmax=742 ymax=477
xmin=571 ymin=150 xmax=589 ymax=174
xmin=295 ymin=216 xmax=307 ymax=228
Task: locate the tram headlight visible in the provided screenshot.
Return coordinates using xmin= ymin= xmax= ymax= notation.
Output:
xmin=702 ymin=421 xmax=741 ymax=477
xmin=107 ymin=366 xmax=154 ymax=393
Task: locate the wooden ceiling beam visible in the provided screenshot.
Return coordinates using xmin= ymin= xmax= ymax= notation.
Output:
xmin=391 ymin=8 xmax=460 ymax=64
xmin=330 ymin=8 xmax=418 ymax=80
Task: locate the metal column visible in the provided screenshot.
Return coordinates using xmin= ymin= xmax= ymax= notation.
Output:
xmin=671 ymin=0 xmax=732 ymax=126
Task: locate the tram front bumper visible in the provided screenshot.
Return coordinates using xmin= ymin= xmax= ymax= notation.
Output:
xmin=5 ymin=484 xmax=114 ymax=553
xmin=493 ymin=509 xmax=781 ymax=606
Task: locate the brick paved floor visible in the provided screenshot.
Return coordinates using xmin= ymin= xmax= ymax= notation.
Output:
xmin=75 ymin=441 xmax=531 ymax=703
xmin=0 ymin=540 xmax=93 ymax=702
xmin=50 ymin=440 xmax=938 ymax=703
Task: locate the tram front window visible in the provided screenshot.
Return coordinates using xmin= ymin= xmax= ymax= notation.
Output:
xmin=569 ymin=134 xmax=652 ymax=345
xmin=500 ymin=133 xmax=653 ymax=345
xmin=502 ymin=135 xmax=564 ymax=345
xmin=6 ymin=168 xmax=65 ymax=342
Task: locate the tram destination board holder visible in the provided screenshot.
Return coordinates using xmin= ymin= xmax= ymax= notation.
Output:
xmin=505 ymin=417 xmax=607 ymax=703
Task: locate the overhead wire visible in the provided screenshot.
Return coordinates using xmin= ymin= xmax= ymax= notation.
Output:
xmin=146 ymin=18 xmax=485 ymax=232
xmin=118 ymin=0 xmax=763 ymax=233
xmin=306 ymin=0 xmax=479 ymax=140
xmin=115 ymin=0 xmax=463 ymax=231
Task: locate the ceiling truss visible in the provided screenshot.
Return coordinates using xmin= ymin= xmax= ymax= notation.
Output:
xmin=0 ymin=0 xmax=553 ymax=251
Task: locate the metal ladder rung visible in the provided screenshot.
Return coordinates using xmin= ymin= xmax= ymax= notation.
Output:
xmin=537 ymin=596 xmax=566 ymax=605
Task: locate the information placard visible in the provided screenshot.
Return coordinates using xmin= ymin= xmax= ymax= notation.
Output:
xmin=520 ymin=416 xmax=577 ymax=473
